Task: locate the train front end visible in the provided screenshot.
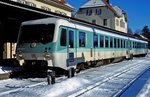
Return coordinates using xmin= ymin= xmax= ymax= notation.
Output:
xmin=16 ymin=20 xmax=56 ymax=69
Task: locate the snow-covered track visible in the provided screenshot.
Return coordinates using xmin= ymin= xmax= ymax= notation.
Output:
xmin=0 ymin=56 xmax=150 ymax=97
xmin=0 ymin=76 xmax=67 ymax=97
xmin=113 ymin=66 xmax=150 ymax=97
xmin=68 ymin=58 xmax=150 ymax=97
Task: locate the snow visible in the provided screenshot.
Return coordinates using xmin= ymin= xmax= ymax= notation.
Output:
xmin=0 ymin=66 xmax=21 ymax=74
xmin=81 ymin=0 xmax=106 ymax=8
xmin=0 ymin=55 xmax=150 ymax=97
xmin=121 ymin=68 xmax=150 ymax=97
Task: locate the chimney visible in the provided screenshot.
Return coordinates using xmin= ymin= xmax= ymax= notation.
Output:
xmin=105 ymin=0 xmax=109 ymax=4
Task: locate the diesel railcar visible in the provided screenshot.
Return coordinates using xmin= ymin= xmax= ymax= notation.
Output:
xmin=16 ymin=18 xmax=148 ymax=74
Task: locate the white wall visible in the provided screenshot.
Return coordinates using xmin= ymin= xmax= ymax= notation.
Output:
xmin=75 ymin=7 xmax=127 ymax=33
xmin=115 ymin=14 xmax=127 ymax=33
xmin=11 ymin=0 xmax=72 ymax=16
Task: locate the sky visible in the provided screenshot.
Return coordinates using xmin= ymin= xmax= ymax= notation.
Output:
xmin=66 ymin=0 xmax=150 ymax=32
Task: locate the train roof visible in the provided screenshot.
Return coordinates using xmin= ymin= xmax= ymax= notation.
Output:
xmin=21 ymin=17 xmax=148 ymax=43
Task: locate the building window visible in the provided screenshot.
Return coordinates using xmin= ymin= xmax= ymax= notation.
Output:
xmin=120 ymin=19 xmax=125 ymax=28
xmin=41 ymin=6 xmax=51 ymax=12
xmin=92 ymin=20 xmax=96 ymax=24
xmin=61 ymin=12 xmax=67 ymax=16
xmin=55 ymin=10 xmax=61 ymax=14
xmin=103 ymin=19 xmax=107 ymax=26
xmin=17 ymin=0 xmax=26 ymax=4
xmin=79 ymin=32 xmax=86 ymax=47
xmin=26 ymin=2 xmax=36 ymax=7
xmin=93 ymin=34 xmax=98 ymax=47
xmin=89 ymin=9 xmax=92 ymax=15
xmin=79 ymin=9 xmax=82 ymax=12
xmin=86 ymin=10 xmax=89 ymax=15
xmin=55 ymin=10 xmax=67 ymax=16
xmin=95 ymin=9 xmax=101 ymax=15
xmin=17 ymin=0 xmax=36 ymax=7
xmin=60 ymin=28 xmax=67 ymax=46
xmin=86 ymin=9 xmax=92 ymax=16
xmin=116 ymin=19 xmax=119 ymax=26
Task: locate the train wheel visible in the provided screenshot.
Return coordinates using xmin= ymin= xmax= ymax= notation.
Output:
xmin=67 ymin=67 xmax=75 ymax=78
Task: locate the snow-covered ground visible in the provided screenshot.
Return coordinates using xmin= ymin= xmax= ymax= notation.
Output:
xmin=0 ymin=66 xmax=21 ymax=74
xmin=0 ymin=55 xmax=150 ymax=97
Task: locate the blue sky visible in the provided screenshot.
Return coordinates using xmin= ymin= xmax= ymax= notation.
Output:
xmin=66 ymin=0 xmax=150 ymax=32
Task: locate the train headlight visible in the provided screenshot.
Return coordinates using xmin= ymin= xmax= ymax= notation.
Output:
xmin=30 ymin=42 xmax=37 ymax=48
xmin=17 ymin=54 xmax=24 ymax=60
xmin=44 ymin=53 xmax=51 ymax=60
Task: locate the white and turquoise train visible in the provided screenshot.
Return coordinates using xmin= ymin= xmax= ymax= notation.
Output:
xmin=16 ymin=18 xmax=148 ymax=74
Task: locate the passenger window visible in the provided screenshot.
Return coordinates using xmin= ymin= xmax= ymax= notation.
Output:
xmin=124 ymin=40 xmax=126 ymax=48
xmin=105 ymin=36 xmax=109 ymax=48
xmin=110 ymin=37 xmax=113 ymax=48
xmin=60 ymin=28 xmax=66 ymax=46
xmin=114 ymin=38 xmax=117 ymax=48
xmin=69 ymin=30 xmax=74 ymax=48
xmin=120 ymin=39 xmax=123 ymax=48
xmin=79 ymin=32 xmax=86 ymax=47
xmin=118 ymin=39 xmax=120 ymax=48
xmin=100 ymin=35 xmax=104 ymax=48
xmin=93 ymin=34 xmax=98 ymax=47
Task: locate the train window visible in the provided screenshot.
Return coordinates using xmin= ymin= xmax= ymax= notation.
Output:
xmin=114 ymin=38 xmax=117 ymax=48
xmin=133 ymin=42 xmax=135 ymax=48
xmin=120 ymin=39 xmax=122 ymax=48
xmin=79 ymin=32 xmax=86 ymax=47
xmin=135 ymin=42 xmax=136 ymax=48
xmin=19 ymin=24 xmax=55 ymax=44
xmin=130 ymin=41 xmax=132 ymax=48
xmin=118 ymin=39 xmax=120 ymax=48
xmin=135 ymin=42 xmax=137 ymax=48
xmin=124 ymin=40 xmax=126 ymax=48
xmin=93 ymin=34 xmax=98 ymax=48
xmin=105 ymin=36 xmax=109 ymax=48
xmin=100 ymin=35 xmax=104 ymax=48
xmin=60 ymin=28 xmax=67 ymax=46
xmin=69 ymin=30 xmax=74 ymax=48
xmin=126 ymin=40 xmax=128 ymax=48
xmin=110 ymin=37 xmax=113 ymax=48
xmin=121 ymin=40 xmax=124 ymax=48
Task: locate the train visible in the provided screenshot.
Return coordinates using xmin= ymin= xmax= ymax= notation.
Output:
xmin=16 ymin=17 xmax=148 ymax=76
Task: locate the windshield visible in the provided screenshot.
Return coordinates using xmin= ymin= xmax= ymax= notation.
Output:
xmin=18 ymin=24 xmax=55 ymax=44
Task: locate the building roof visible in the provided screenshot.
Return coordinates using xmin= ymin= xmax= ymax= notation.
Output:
xmin=80 ymin=0 xmax=118 ymax=17
xmin=113 ymin=6 xmax=127 ymax=21
xmin=81 ymin=0 xmax=106 ymax=8
xmin=42 ymin=0 xmax=75 ymax=11
xmin=80 ymin=0 xmax=127 ymax=18
xmin=113 ymin=6 xmax=123 ymax=17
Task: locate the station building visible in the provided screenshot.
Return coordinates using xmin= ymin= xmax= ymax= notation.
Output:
xmin=74 ymin=0 xmax=128 ymax=33
xmin=0 ymin=0 xmax=74 ymax=65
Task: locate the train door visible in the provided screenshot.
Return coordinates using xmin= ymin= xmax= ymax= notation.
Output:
xmin=126 ymin=39 xmax=132 ymax=59
xmin=66 ymin=28 xmax=77 ymax=67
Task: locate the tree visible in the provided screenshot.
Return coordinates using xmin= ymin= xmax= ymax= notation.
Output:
xmin=142 ymin=26 xmax=150 ymax=40
xmin=142 ymin=26 xmax=149 ymax=33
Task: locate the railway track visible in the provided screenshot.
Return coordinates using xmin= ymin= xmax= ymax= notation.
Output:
xmin=0 ymin=56 xmax=150 ymax=97
xmin=68 ymin=58 xmax=150 ymax=97
xmin=0 ymin=75 xmax=68 ymax=97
